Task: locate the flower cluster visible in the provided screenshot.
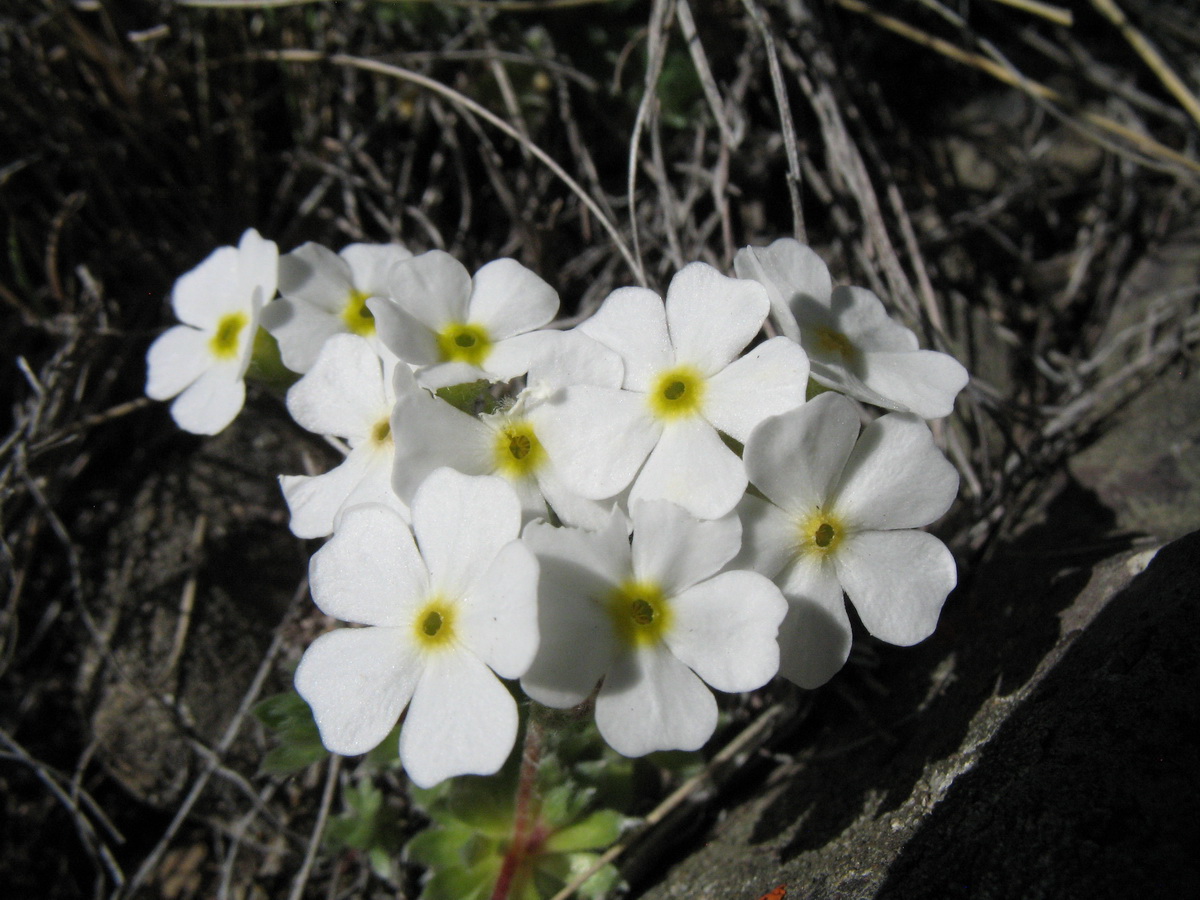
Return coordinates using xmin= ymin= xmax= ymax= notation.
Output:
xmin=146 ymin=232 xmax=966 ymax=787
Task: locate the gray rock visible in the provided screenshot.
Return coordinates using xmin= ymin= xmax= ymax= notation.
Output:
xmin=638 ymin=519 xmax=1199 ymax=900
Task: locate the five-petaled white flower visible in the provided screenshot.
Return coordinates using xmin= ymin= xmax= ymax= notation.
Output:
xmin=262 ymin=241 xmax=412 ymax=374
xmin=295 ymin=468 xmax=540 ymax=788
xmin=520 ymin=501 xmax=787 ymax=756
xmin=369 ymin=250 xmax=560 ymax=389
xmin=734 ymin=238 xmax=968 ymax=419
xmin=280 ymin=334 xmax=410 ymax=538
xmin=145 ymin=228 xmax=278 ymax=435
xmin=535 ymin=262 xmax=810 ymax=519
xmin=733 ymin=392 xmax=959 ymax=689
xmin=388 ymin=330 xmax=623 ymax=529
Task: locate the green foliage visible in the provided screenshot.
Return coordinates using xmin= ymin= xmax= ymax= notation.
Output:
xmin=325 ymin=779 xmax=408 ymax=882
xmin=253 ymin=689 xmax=327 ymax=775
xmin=436 ymin=379 xmax=496 ymax=415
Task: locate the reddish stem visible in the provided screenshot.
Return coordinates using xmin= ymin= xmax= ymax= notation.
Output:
xmin=489 ymin=713 xmax=543 ymax=900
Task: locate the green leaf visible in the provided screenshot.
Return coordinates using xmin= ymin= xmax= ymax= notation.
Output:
xmin=253 ymin=690 xmax=327 ymax=775
xmin=544 ymin=810 xmax=625 ymax=854
xmin=435 ymin=380 xmax=493 ymax=415
xmin=421 ymin=858 xmax=500 ymax=900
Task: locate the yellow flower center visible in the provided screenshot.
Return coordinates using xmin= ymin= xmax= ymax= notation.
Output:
xmin=814 ymin=327 xmax=857 ymax=362
xmin=647 ymin=365 xmax=706 ymax=421
xmin=413 ymin=597 xmax=457 ymax=651
xmin=341 ymin=289 xmax=376 ymax=337
xmin=607 ymin=581 xmax=671 ymax=648
xmin=796 ymin=509 xmax=846 ymax=558
xmin=209 ymin=312 xmax=248 ymax=360
xmin=370 ymin=416 xmax=392 ymax=446
xmin=436 ymin=322 xmax=493 ymax=366
xmin=491 ymin=419 xmax=546 ymax=479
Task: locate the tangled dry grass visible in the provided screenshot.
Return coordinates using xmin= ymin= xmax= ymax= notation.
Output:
xmin=2 ymin=1 xmax=1198 ymax=898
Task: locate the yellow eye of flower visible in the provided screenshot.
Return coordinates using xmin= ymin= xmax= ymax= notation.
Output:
xmin=436 ymin=322 xmax=493 ymax=366
xmin=491 ymin=420 xmax=546 ymax=479
xmin=413 ymin=598 xmax=457 ymax=650
xmin=209 ymin=312 xmax=248 ymax=360
xmin=647 ymin=365 xmax=706 ymax=420
xmin=797 ymin=509 xmax=845 ymax=558
xmin=608 ymin=581 xmax=671 ymax=648
xmin=342 ymin=290 xmax=376 ymax=337
xmin=814 ymin=327 xmax=857 ymax=361
xmin=370 ymin=417 xmax=392 ymax=445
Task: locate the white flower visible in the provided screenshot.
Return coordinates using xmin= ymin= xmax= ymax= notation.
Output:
xmin=294 ymin=468 xmax=540 ymax=788
xmin=369 ymin=250 xmax=560 ymax=389
xmin=734 ymin=392 xmax=959 ymax=689
xmin=520 ymin=501 xmax=787 ymax=756
xmin=145 ymin=229 xmax=277 ymax=435
xmin=734 ymin=238 xmax=968 ymax=419
xmin=534 ymin=262 xmax=810 ymax=519
xmin=261 ymin=241 xmax=412 ymax=374
xmin=279 ymin=334 xmax=409 ymax=538
xmin=388 ymin=332 xmax=622 ymax=529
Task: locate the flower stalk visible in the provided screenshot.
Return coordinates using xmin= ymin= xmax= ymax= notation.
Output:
xmin=490 ymin=710 xmax=545 ymax=900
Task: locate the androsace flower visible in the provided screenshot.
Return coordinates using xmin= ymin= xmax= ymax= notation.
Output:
xmin=535 ymin=262 xmax=810 ymax=519
xmin=262 ymin=241 xmax=412 ymax=373
xmin=734 ymin=392 xmax=959 ymax=688
xmin=369 ymin=250 xmax=560 ymax=388
xmin=388 ymin=331 xmax=623 ymax=529
xmin=734 ymin=238 xmax=968 ymax=419
xmin=294 ymin=468 xmax=540 ymax=788
xmin=145 ymin=228 xmax=277 ymax=435
xmin=520 ymin=500 xmax=787 ymax=756
xmin=280 ymin=334 xmax=409 ymax=538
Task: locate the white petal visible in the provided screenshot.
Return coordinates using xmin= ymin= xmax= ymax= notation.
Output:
xmin=858 ymin=350 xmax=969 ymax=419
xmin=390 ymin=250 xmax=473 ymax=331
xmin=776 ymin=553 xmax=852 ymax=689
xmin=519 ymin=515 xmax=627 ymax=707
xmin=412 ymin=469 xmax=522 ymax=601
xmin=285 ymin=335 xmax=389 ymax=439
xmin=400 ymin=650 xmax=519 ymax=787
xmin=145 ymin=325 xmax=211 ymax=400
xmin=534 ymin=464 xmax=617 ymax=531
xmin=733 ymin=238 xmax=832 ymax=343
xmin=169 ymin=363 xmax=245 ymax=435
xmin=295 ymin=626 xmax=420 ymax=756
xmin=834 ymin=529 xmax=957 ymax=645
xmin=277 ymin=242 xmax=353 ymax=311
xmin=260 ymin=299 xmax=344 ymax=374
xmin=391 ymin=389 xmax=493 ymax=501
xmin=341 ymin=243 xmax=413 ymax=295
xmin=170 ymin=245 xmax=243 ymax=328
xmin=703 ymin=336 xmax=809 ymax=443
xmin=483 ymin=329 xmax=561 ymax=382
xmin=630 ymin=417 xmax=745 ymax=519
xmin=665 ymin=570 xmax=786 ymax=693
xmin=235 ymin=228 xmax=279 ymax=303
xmin=830 ymin=412 xmax=959 ymax=530
xmin=458 ymin=539 xmax=540 ymax=679
xmin=830 ymin=286 xmax=918 ymax=352
xmin=579 ymin=287 xmax=673 ymax=392
xmin=729 ymin=494 xmax=797 ymax=580
xmin=630 ymin=500 xmax=741 ymax=596
xmin=744 ymin=392 xmax=860 ymax=516
xmin=534 ymin=385 xmax=659 ymax=500
xmin=595 ymin=646 xmax=717 ymax=756
xmin=309 ymin=504 xmax=428 ymax=626
xmin=369 ymin=296 xmax=441 ymax=367
xmin=468 ymin=258 xmax=559 ymax=339
xmin=665 ymin=262 xmax=769 ymax=376
xmin=525 ymin=330 xmax=625 ymax=392
xmin=280 ymin=450 xmax=376 ymax=539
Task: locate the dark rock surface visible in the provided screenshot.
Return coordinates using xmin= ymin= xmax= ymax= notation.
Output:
xmin=639 ymin=511 xmax=1199 ymax=900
